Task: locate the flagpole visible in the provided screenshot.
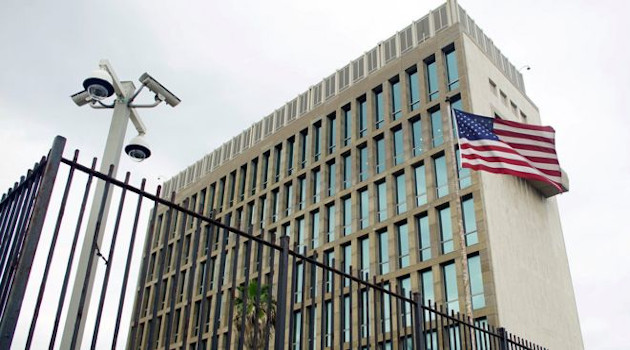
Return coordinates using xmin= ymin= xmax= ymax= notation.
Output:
xmin=445 ymin=97 xmax=474 ymax=325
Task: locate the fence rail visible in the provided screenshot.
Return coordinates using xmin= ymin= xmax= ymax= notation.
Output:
xmin=0 ymin=136 xmax=547 ymax=350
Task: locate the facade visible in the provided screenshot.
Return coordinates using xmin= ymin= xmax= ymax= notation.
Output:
xmin=129 ymin=1 xmax=583 ymax=349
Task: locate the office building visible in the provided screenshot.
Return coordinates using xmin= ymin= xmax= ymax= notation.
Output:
xmin=128 ymin=1 xmax=583 ymax=349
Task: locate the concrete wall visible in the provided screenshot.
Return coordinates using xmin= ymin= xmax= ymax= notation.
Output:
xmin=461 ymin=33 xmax=583 ymax=350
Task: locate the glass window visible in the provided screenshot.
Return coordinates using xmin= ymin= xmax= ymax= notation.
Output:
xmin=308 ymin=306 xmax=318 ymax=350
xmin=417 ymin=213 xmax=431 ymax=261
xmin=358 ymin=98 xmax=368 ymax=138
xmin=426 ymin=56 xmax=439 ymax=101
xmin=298 ymin=177 xmax=306 ymax=210
xmin=343 ymin=244 xmax=352 ymax=286
xmin=468 ymin=254 xmax=486 ymax=309
xmin=287 ymin=137 xmax=295 ymax=175
xmin=274 ymin=145 xmax=282 ymax=182
xmin=395 ymin=173 xmax=407 ymax=214
xmin=285 ymin=182 xmax=293 ymax=216
xmin=227 ymin=171 xmax=236 ymax=207
xmin=327 ymin=114 xmax=336 ymax=154
xmin=397 ymin=223 xmax=409 ymax=268
xmin=376 ymin=181 xmax=387 ymax=222
xmin=294 ymin=263 xmax=304 ymax=303
xmin=314 ymin=123 xmax=322 ymax=161
xmin=360 ymin=236 xmax=370 ymax=279
xmin=342 ymin=197 xmax=352 ymax=236
xmin=343 ymin=154 xmax=352 ymax=189
xmin=399 ymin=276 xmax=412 ymax=326
xmin=443 ymin=262 xmax=459 ymax=312
xmin=326 ymin=204 xmax=335 ymax=242
xmin=408 ymin=69 xmax=420 ymax=111
xmin=343 ymin=106 xmax=352 ymax=146
xmin=456 ymin=148 xmax=471 ymax=188
xmin=311 ymin=210 xmax=320 ymax=249
xmin=430 ymin=109 xmax=443 ymax=147
xmin=300 ymin=130 xmax=309 ymax=169
xmin=359 ymin=146 xmax=369 ymax=182
xmin=414 ymin=164 xmax=427 ymax=206
xmin=327 ymin=161 xmax=336 ymax=196
xmin=261 ymin=152 xmax=270 ymax=189
xmin=411 ymin=118 xmax=423 ymax=156
xmin=381 ymin=283 xmax=391 ymax=333
xmin=324 ymin=301 xmax=332 ymax=347
xmin=359 ymin=189 xmax=369 ymax=229
xmin=393 ymin=128 xmax=404 ymax=165
xmin=439 ymin=206 xmax=453 ymax=254
xmin=343 ymin=295 xmax=351 ymax=342
xmin=420 ymin=268 xmax=434 ymax=305
xmin=312 ymin=169 xmax=321 ymax=203
xmin=271 ymin=190 xmax=279 ymax=223
xmin=374 ymin=87 xmax=384 ymax=129
xmin=391 ymin=79 xmax=402 ymax=120
xmin=292 ymin=310 xmax=302 ymax=349
xmin=249 ymin=159 xmax=258 ymax=195
xmin=325 ymin=251 xmax=334 ymax=292
xmin=462 ymin=196 xmax=478 ymax=246
xmin=434 ymin=154 xmax=448 ymax=198
xmin=297 ymin=218 xmax=306 ymax=254
xmin=259 ymin=196 xmax=267 ymax=227
xmin=375 ymin=137 xmax=386 ymax=174
xmin=445 ymin=47 xmax=459 ymax=90
xmin=378 ymin=231 xmax=390 ymax=274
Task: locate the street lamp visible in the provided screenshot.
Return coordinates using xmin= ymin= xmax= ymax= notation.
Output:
xmin=62 ymin=59 xmax=180 ymax=350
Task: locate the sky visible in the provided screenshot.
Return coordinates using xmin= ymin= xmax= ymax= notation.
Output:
xmin=1 ymin=0 xmax=629 ymax=348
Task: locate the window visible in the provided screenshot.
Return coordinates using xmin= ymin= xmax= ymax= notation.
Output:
xmin=430 ymin=109 xmax=443 ymax=147
xmin=376 ymin=181 xmax=387 ymax=222
xmin=462 ymin=196 xmax=478 ymax=245
xmin=378 ymin=231 xmax=390 ymax=274
xmin=399 ymin=276 xmax=412 ymax=326
xmin=359 ymin=146 xmax=369 ymax=182
xmin=375 ymin=137 xmax=386 ymax=174
xmin=425 ymin=56 xmax=439 ymax=101
xmin=343 ymin=153 xmax=352 ymax=189
xmin=360 ymin=236 xmax=370 ymax=279
xmin=358 ymin=97 xmax=368 ymax=138
xmin=327 ymin=114 xmax=336 ymax=154
xmin=274 ymin=145 xmax=282 ymax=182
xmin=313 ymin=122 xmax=322 ymax=161
xmin=324 ymin=301 xmax=333 ymax=347
xmin=312 ymin=169 xmax=321 ymax=203
xmin=393 ymin=128 xmax=405 ymax=165
xmin=342 ymin=295 xmax=351 ymax=342
xmin=343 ymin=244 xmax=352 ymax=286
xmin=456 ymin=148 xmax=471 ymax=188
xmin=468 ymin=254 xmax=486 ymax=309
xmin=434 ymin=154 xmax=449 ymax=198
xmin=397 ymin=223 xmax=410 ymax=268
xmin=416 ymin=213 xmax=431 ymax=261
xmin=489 ymin=79 xmax=497 ymax=96
xmin=271 ymin=190 xmax=279 ymax=223
xmin=294 ymin=263 xmax=304 ymax=303
xmin=391 ymin=78 xmax=402 ymax=120
xmin=411 ymin=118 xmax=423 ymax=156
xmin=439 ymin=206 xmax=453 ymax=254
xmin=395 ymin=173 xmax=407 ymax=214
xmin=249 ymin=158 xmax=258 ymax=195
xmin=443 ymin=262 xmax=459 ymax=312
xmin=296 ymin=217 xmax=306 ymax=254
xmin=261 ymin=152 xmax=270 ymax=189
xmin=359 ymin=189 xmax=369 ymax=229
xmin=287 ymin=137 xmax=295 ymax=175
xmin=407 ymin=68 xmax=420 ymax=111
xmin=324 ymin=251 xmax=334 ymax=292
xmin=381 ymin=283 xmax=391 ymax=332
xmin=311 ymin=211 xmax=320 ymax=249
xmin=326 ymin=204 xmax=335 ymax=242
xmin=227 ymin=171 xmax=236 ymax=207
xmin=342 ymin=197 xmax=352 ymax=236
xmin=308 ymin=306 xmax=318 ymax=350
xmin=285 ymin=182 xmax=293 ymax=216
xmin=292 ymin=310 xmax=302 ymax=349
xmin=414 ymin=164 xmax=427 ymax=206
xmin=420 ymin=268 xmax=434 ymax=305
xmin=298 ymin=177 xmax=306 ymax=210
xmin=259 ymin=196 xmax=267 ymax=227
xmin=216 ymin=178 xmax=225 ymax=212
xmin=374 ymin=87 xmax=385 ymax=129
xmin=327 ymin=161 xmax=336 ymax=196
xmin=343 ymin=106 xmax=352 ymax=146
xmin=444 ymin=46 xmax=459 ymax=90
xmin=300 ymin=130 xmax=309 ymax=169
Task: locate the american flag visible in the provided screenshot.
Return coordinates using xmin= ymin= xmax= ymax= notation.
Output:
xmin=453 ymin=109 xmax=565 ymax=192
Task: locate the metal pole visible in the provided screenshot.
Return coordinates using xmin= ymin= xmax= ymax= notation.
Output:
xmin=60 ymin=81 xmax=134 ymax=350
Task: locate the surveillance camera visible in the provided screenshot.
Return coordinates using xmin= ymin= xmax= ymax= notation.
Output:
xmin=125 ymin=134 xmax=152 ymax=162
xmin=139 ymin=73 xmax=181 ymax=107
xmin=83 ymin=68 xmax=115 ymax=100
xmin=70 ymin=90 xmax=93 ymax=106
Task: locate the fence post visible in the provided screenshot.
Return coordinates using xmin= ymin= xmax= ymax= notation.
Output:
xmin=274 ymin=235 xmax=290 ymax=350
xmin=412 ymin=292 xmax=426 ymax=350
xmin=0 ymin=136 xmax=65 ymax=349
xmin=497 ymin=327 xmax=509 ymax=350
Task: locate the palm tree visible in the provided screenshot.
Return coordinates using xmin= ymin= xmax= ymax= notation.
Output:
xmin=234 ymin=280 xmax=277 ymax=350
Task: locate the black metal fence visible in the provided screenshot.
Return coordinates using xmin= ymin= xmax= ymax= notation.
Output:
xmin=0 ymin=136 xmax=548 ymax=350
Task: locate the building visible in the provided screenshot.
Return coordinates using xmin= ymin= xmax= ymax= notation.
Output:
xmin=128 ymin=1 xmax=583 ymax=349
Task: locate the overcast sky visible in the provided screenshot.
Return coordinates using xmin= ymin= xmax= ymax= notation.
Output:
xmin=1 ymin=0 xmax=628 ymax=349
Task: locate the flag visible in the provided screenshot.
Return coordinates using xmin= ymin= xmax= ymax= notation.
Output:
xmin=453 ymin=109 xmax=565 ymax=192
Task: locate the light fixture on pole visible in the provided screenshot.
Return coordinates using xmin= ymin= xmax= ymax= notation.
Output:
xmin=61 ymin=59 xmax=180 ymax=350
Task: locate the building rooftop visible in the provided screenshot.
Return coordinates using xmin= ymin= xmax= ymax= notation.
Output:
xmin=162 ymin=2 xmax=526 ymax=197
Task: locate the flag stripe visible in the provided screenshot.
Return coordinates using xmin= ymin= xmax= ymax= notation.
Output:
xmin=494 ymin=128 xmax=555 ymax=144
xmin=459 ymin=139 xmax=559 ymax=161
xmin=461 ymin=161 xmax=563 ymax=190
xmin=494 ymin=122 xmax=556 ymax=139
xmin=461 ymin=153 xmax=562 ymax=176
xmin=495 ymin=118 xmax=556 ymax=132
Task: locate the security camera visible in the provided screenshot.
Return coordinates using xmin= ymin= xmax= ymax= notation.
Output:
xmin=70 ymin=90 xmax=93 ymax=106
xmin=125 ymin=134 xmax=152 ymax=162
xmin=83 ymin=68 xmax=115 ymax=100
xmin=139 ymin=73 xmax=181 ymax=107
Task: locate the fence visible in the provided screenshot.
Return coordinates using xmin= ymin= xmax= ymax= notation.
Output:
xmin=0 ymin=136 xmax=547 ymax=349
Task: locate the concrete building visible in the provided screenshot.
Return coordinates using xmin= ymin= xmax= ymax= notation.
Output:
xmin=128 ymin=1 xmax=583 ymax=349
